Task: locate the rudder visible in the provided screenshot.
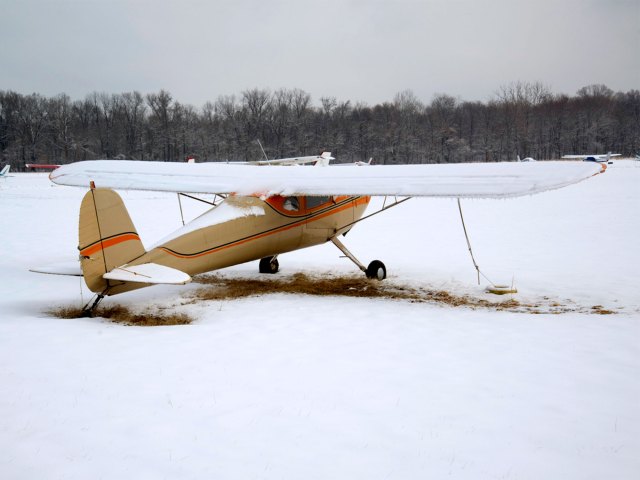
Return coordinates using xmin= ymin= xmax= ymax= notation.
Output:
xmin=78 ymin=188 xmax=145 ymax=293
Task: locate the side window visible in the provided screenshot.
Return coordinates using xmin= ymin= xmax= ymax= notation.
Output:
xmin=305 ymin=196 xmax=331 ymax=209
xmin=283 ymin=196 xmax=300 ymax=211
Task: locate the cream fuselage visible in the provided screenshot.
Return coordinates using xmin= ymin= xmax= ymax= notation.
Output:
xmin=103 ymin=194 xmax=370 ymax=294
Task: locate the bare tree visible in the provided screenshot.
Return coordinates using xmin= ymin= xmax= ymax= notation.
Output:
xmin=121 ymin=91 xmax=147 ymax=159
xmin=2 ymin=84 xmax=639 ymax=168
xmin=146 ymin=90 xmax=174 ymax=160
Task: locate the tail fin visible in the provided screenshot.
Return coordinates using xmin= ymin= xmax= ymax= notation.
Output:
xmin=0 ymin=165 xmax=10 ymax=176
xmin=314 ymin=151 xmax=335 ymax=167
xmin=78 ymin=188 xmax=145 ymax=293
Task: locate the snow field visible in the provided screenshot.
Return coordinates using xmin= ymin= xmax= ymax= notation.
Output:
xmin=1 ymin=162 xmax=638 ymax=479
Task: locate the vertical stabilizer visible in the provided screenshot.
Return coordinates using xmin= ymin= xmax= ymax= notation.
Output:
xmin=78 ymin=188 xmax=145 ymax=293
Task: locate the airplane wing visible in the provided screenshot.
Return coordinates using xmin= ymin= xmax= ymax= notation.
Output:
xmin=49 ymin=160 xmax=605 ymax=199
xmin=26 ymin=163 xmax=61 ymax=170
xmin=562 ymin=154 xmax=621 ymax=160
xmin=230 ymin=151 xmax=334 ymax=166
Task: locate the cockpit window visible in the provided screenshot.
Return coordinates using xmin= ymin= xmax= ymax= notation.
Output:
xmin=306 ymin=196 xmax=331 ymax=209
xmin=283 ymin=196 xmax=300 ymax=211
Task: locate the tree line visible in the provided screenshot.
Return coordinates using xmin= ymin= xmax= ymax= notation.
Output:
xmin=1 ymin=82 xmax=638 ymax=168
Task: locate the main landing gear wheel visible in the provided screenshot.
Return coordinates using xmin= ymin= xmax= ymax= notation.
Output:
xmin=365 ymin=260 xmax=386 ymax=280
xmin=259 ymin=256 xmax=279 ymax=274
xmin=330 ymin=237 xmax=387 ymax=281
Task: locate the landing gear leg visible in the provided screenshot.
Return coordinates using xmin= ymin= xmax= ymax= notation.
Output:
xmin=330 ymin=237 xmax=386 ymax=280
xmin=259 ymin=255 xmax=279 ymax=274
xmin=81 ymin=293 xmax=105 ymax=318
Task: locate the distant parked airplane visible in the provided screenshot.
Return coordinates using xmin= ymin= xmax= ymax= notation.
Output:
xmin=517 ymin=155 xmax=536 ymax=162
xmin=25 ymin=163 xmax=61 ymax=170
xmin=0 ymin=165 xmax=12 ymax=177
xmin=562 ymin=152 xmax=620 ymax=164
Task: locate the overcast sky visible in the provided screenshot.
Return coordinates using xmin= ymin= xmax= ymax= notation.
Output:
xmin=1 ymin=0 xmax=638 ymax=107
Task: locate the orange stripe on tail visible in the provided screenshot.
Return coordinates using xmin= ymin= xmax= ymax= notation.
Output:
xmin=80 ymin=233 xmax=141 ymax=257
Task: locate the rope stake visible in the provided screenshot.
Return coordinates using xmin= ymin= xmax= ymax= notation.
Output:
xmin=457 ymin=198 xmax=495 ymax=286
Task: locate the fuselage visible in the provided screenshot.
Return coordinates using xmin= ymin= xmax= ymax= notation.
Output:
xmin=127 ymin=194 xmax=370 ymax=282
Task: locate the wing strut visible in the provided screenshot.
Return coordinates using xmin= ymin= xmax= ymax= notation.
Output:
xmin=336 ymin=196 xmax=411 ymax=233
xmin=176 ymin=192 xmax=227 ymax=225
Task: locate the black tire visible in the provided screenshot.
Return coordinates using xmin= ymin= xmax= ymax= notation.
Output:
xmin=365 ymin=260 xmax=386 ymax=280
xmin=259 ymin=256 xmax=279 ymax=274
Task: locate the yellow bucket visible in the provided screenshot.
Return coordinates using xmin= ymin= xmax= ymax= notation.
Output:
xmin=486 ymin=285 xmax=518 ymax=295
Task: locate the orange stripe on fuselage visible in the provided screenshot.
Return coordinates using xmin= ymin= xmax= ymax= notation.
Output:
xmin=159 ymin=196 xmax=370 ymax=259
xmin=80 ymin=233 xmax=140 ymax=256
xmin=302 ymin=196 xmax=369 ymax=225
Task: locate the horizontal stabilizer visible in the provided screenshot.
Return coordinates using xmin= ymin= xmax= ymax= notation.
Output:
xmin=30 ymin=261 xmax=83 ymax=276
xmin=103 ymin=263 xmax=191 ymax=285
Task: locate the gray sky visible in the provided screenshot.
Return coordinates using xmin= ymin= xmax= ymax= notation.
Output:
xmin=1 ymin=0 xmax=638 ymax=107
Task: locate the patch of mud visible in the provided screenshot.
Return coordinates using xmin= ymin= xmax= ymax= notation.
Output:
xmin=190 ymin=272 xmax=615 ymax=315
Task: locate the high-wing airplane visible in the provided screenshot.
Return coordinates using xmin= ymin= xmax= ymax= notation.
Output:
xmin=25 ymin=163 xmax=61 ymax=170
xmin=562 ymin=152 xmax=620 ymax=164
xmin=34 ymin=153 xmax=606 ymax=315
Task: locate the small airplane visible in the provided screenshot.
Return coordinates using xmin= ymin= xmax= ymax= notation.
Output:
xmin=25 ymin=163 xmax=61 ymax=170
xmin=517 ymin=155 xmax=536 ymax=162
xmin=562 ymin=152 xmax=620 ymax=164
xmin=0 ymin=164 xmax=12 ymax=177
xmin=33 ymin=152 xmax=606 ymax=315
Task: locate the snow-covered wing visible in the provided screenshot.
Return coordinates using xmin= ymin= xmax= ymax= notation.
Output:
xmin=50 ymin=160 xmax=605 ymax=199
xmin=230 ymin=151 xmax=334 ymax=166
xmin=562 ymin=154 xmax=621 ymax=160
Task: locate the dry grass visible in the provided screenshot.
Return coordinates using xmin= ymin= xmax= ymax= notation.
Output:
xmin=48 ymin=304 xmax=193 ymax=326
xmin=590 ymin=305 xmax=616 ymax=315
xmin=49 ymin=306 xmax=87 ymax=319
xmin=192 ymin=272 xmax=398 ymax=301
xmin=48 ymin=273 xmax=615 ymax=323
xmin=190 ymin=272 xmax=615 ymax=315
xmin=189 ymin=272 xmax=587 ymax=314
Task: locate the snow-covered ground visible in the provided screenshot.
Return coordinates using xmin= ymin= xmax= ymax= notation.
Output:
xmin=1 ymin=161 xmax=639 ymax=479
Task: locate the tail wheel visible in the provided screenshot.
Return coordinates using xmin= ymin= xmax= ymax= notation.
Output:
xmin=259 ymin=256 xmax=279 ymax=274
xmin=365 ymin=260 xmax=386 ymax=280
